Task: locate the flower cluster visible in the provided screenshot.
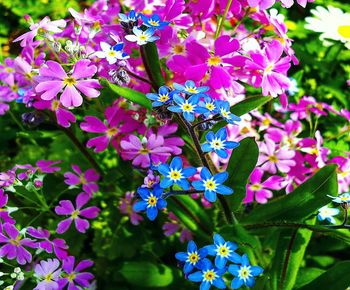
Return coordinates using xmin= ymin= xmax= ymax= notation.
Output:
xmin=176 ymin=234 xmax=263 ymax=290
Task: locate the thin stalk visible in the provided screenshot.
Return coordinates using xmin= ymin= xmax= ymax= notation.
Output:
xmin=215 ymin=0 xmax=233 ymax=39
xmin=163 ymin=190 xmax=204 ymax=199
xmin=124 ymin=68 xmax=152 ymax=85
xmin=8 ymin=110 xmax=25 ymax=131
xmin=60 ymin=127 xmax=104 ymax=177
xmin=192 ymin=115 xmax=222 ymax=129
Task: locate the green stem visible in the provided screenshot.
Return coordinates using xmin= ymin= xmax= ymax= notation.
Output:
xmin=8 ymin=110 xmax=25 ymax=131
xmin=215 ymin=0 xmax=233 ymax=39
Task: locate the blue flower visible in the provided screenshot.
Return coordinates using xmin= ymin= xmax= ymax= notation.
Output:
xmin=202 ymin=127 xmax=240 ymax=158
xmin=328 ymin=192 xmax=350 ymax=204
xmin=192 ymin=167 xmax=233 ymax=202
xmin=158 ymin=157 xmax=196 ymax=190
xmin=188 ymin=258 xmax=226 ymax=290
xmin=118 ymin=10 xmax=139 ymax=23
xmin=146 ymin=86 xmax=177 ymax=107
xmin=125 ymin=27 xmax=160 ymax=46
xmin=205 ymin=234 xmax=241 ymax=269
xmin=133 ymin=185 xmax=167 ymax=221
xmin=201 ymin=94 xmax=218 ymax=116
xmin=175 ymin=241 xmax=208 ymax=274
xmin=173 ymin=80 xmax=209 ymax=95
xmin=228 ymin=254 xmax=264 ymax=289
xmin=141 ymin=14 xmax=169 ymax=30
xmin=317 ymin=205 xmax=340 ymax=224
xmin=216 ymin=100 xmax=241 ymax=124
xmin=167 ymin=94 xmax=207 ymax=122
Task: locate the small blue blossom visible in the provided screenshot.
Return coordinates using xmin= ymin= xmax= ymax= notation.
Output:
xmin=188 ymin=258 xmax=226 ymax=290
xmin=201 ymin=94 xmax=218 ymax=116
xmin=175 ymin=241 xmax=208 ymax=274
xmin=216 ymin=100 xmax=241 ymax=124
xmin=133 ymin=185 xmax=167 ymax=221
xmin=118 ymin=10 xmax=139 ymax=23
xmin=205 ymin=234 xmax=241 ymax=269
xmin=146 ymin=86 xmax=177 ymax=107
xmin=141 ymin=14 xmax=169 ymax=30
xmin=228 ymin=254 xmax=264 ymax=289
xmin=167 ymin=94 xmax=207 ymax=122
xmin=328 ymin=192 xmax=350 ymax=204
xmin=125 ymin=27 xmax=159 ymax=45
xmin=317 ymin=205 xmax=340 ymax=224
xmin=202 ymin=127 xmax=240 ymax=159
xmin=158 ymin=157 xmax=196 ymax=190
xmin=192 ymin=167 xmax=233 ymax=202
xmin=173 ymin=80 xmax=209 ymax=95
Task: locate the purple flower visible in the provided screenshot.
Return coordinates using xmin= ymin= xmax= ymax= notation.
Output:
xmin=34 ymin=258 xmax=61 ymax=290
xmin=120 ymin=134 xmax=172 ymax=168
xmin=0 ymin=189 xmax=15 ymax=224
xmin=142 ymin=170 xmax=160 ymax=188
xmin=36 ymin=160 xmax=61 ymax=174
xmin=27 ymin=227 xmax=68 ymax=260
xmin=35 ymin=60 xmax=100 ymax=108
xmin=59 ymin=256 xmax=94 ymax=289
xmin=0 ymin=169 xmax=16 ymax=188
xmin=246 ymin=40 xmax=291 ymax=97
xmin=64 ymin=165 xmax=100 ymax=197
xmin=0 ymin=223 xmax=36 ymax=265
xmin=55 ymin=193 xmax=100 ymax=234
xmin=118 ymin=191 xmax=144 ymax=225
xmin=244 ymin=168 xmax=283 ymax=204
xmin=258 ymin=138 xmax=296 ymax=174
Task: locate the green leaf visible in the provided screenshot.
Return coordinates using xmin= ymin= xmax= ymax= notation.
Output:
xmin=119 ymin=262 xmax=175 ymax=287
xmin=231 ymin=95 xmax=272 ymax=116
xmin=245 ymin=165 xmax=338 ymax=223
xmin=297 ymin=261 xmax=350 ymax=290
xmin=225 ymin=137 xmax=259 ymax=211
xmin=101 ymin=78 xmax=152 ymax=109
xmin=294 ymin=268 xmax=325 ymax=289
xmin=140 ymin=42 xmax=165 ymax=90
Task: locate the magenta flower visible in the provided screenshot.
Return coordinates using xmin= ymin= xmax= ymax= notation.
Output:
xmin=80 ymin=106 xmax=140 ymax=152
xmin=59 ymin=256 xmax=94 ymax=289
xmin=27 ymin=227 xmax=68 ymax=260
xmin=36 ymin=160 xmax=61 ymax=174
xmin=64 ymin=165 xmax=100 ymax=197
xmin=0 ymin=223 xmax=36 ymax=265
xmin=329 ymin=156 xmax=350 ymax=193
xmin=142 ymin=170 xmax=160 ymax=188
xmin=55 ymin=193 xmax=100 ymax=234
xmin=258 ymin=138 xmax=296 ymax=174
xmin=0 ymin=189 xmax=15 ymax=224
xmin=247 ymin=0 xmax=275 ymax=9
xmin=299 ymin=131 xmax=329 ymax=168
xmin=35 ymin=60 xmax=100 ymax=108
xmin=34 ymin=258 xmax=61 ymax=290
xmin=150 ymin=123 xmax=185 ymax=155
xmin=246 ymin=40 xmax=291 ymax=97
xmin=0 ymin=169 xmax=16 ymax=188
xmin=13 ymin=16 xmax=66 ymax=47
xmin=119 ymin=191 xmax=144 ymax=225
xmin=120 ymin=134 xmax=172 ymax=168
xmin=244 ymin=168 xmax=284 ymax=204
xmin=162 ymin=212 xmax=193 ymax=243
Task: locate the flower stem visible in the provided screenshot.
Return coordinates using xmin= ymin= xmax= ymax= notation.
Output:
xmin=192 ymin=115 xmax=222 ymax=129
xmin=163 ymin=190 xmax=203 ymax=199
xmin=215 ymin=0 xmax=233 ymax=39
xmin=124 ymin=68 xmax=152 ymax=85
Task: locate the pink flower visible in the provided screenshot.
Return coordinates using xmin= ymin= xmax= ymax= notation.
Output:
xmin=80 ymin=106 xmax=140 ymax=152
xmin=299 ymin=131 xmax=329 ymax=168
xmin=248 ymin=0 xmax=276 ymax=10
xmin=280 ymin=0 xmax=314 ymax=8
xmin=0 ymin=189 xmax=15 ymax=224
xmin=244 ymin=168 xmax=283 ymax=204
xmin=55 ymin=193 xmax=100 ymax=234
xmin=118 ymin=192 xmax=144 ymax=225
xmin=246 ymin=40 xmax=291 ymax=97
xmin=120 ymin=134 xmax=172 ymax=168
xmin=329 ymin=156 xmax=350 ymax=193
xmin=0 ymin=169 xmax=16 ymax=188
xmin=258 ymin=138 xmax=296 ymax=174
xmin=0 ymin=223 xmax=36 ymax=265
xmin=27 ymin=227 xmax=68 ymax=260
xmin=64 ymin=165 xmax=100 ymax=197
xmin=35 ymin=60 xmax=100 ymax=108
xmin=13 ymin=16 xmax=66 ymax=47
xmin=162 ymin=212 xmax=193 ymax=243
xmin=36 ymin=160 xmax=61 ymax=174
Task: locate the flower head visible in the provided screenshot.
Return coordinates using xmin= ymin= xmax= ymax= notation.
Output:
xmin=158 ymin=157 xmax=196 ymax=190
xmin=216 ymin=101 xmax=241 ymax=124
xmin=94 ymin=42 xmax=129 ymax=64
xmin=202 ymin=127 xmax=240 ymax=159
xmin=192 ymin=168 xmax=233 ymax=202
xmin=34 ymin=258 xmax=61 ymax=290
xmin=55 ymin=193 xmax=100 ymax=234
xmin=173 ymin=80 xmax=209 ymax=95
xmin=205 ymin=234 xmax=241 ymax=269
xmin=317 ymin=206 xmax=340 ymax=224
xmin=167 ymin=94 xmax=207 ymax=122
xmin=228 ymin=254 xmax=264 ymax=289
xmin=175 ymin=240 xmax=208 ymax=274
xmin=119 ymin=191 xmax=144 ymax=225
xmin=119 ymin=10 xmax=139 ymax=23
xmin=133 ymin=185 xmax=167 ymax=221
xmin=125 ymin=27 xmax=159 ymax=45
xmin=146 ymin=86 xmax=177 ymax=107
xmin=141 ymin=14 xmax=169 ymax=30
xmin=328 ymin=193 xmax=350 ymax=204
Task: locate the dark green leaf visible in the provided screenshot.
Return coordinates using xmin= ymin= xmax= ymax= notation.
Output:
xmin=245 ymin=165 xmax=338 ymax=223
xmin=231 ymin=95 xmax=272 ymax=116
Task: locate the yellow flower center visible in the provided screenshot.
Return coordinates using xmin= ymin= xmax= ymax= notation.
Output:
xmin=45 ymin=273 xmax=53 ymax=282
xmin=71 ymin=210 xmax=80 ymax=219
xmin=139 ymin=148 xmax=150 ymax=155
xmin=149 ymin=20 xmax=159 ymax=26
xmin=106 ymin=127 xmax=118 ymax=137
xmin=211 ymin=140 xmax=224 ymax=150
xmin=204 ymin=179 xmax=216 ymax=191
xmin=139 ymin=35 xmax=148 ymax=41
xmin=206 ymin=103 xmax=215 ymax=111
xmin=63 ymin=76 xmax=77 ymax=86
xmin=251 ymin=183 xmax=262 ymax=191
xmin=262 ymin=118 xmax=271 ymax=126
xmin=10 ymin=237 xmax=20 ymax=246
xmin=265 ymin=64 xmax=274 ymax=73
xmin=268 ymin=155 xmax=278 ymax=163
xmin=51 ymin=100 xmax=60 ymax=111
xmin=182 ymin=103 xmax=194 ymax=112
xmin=188 ymin=253 xmax=199 ymax=264
xmin=204 ymin=270 xmax=216 ymax=282
xmin=238 ymin=266 xmax=252 ymax=281
xmin=147 ymin=195 xmax=158 ymax=207
xmin=173 ymin=44 xmax=185 ymax=54
xmin=67 ymin=273 xmax=76 ymax=282
xmin=11 ymin=84 xmax=18 ymax=92
xmin=218 ymin=245 xmax=230 ymax=257
xmin=186 ymin=87 xmax=198 ymax=94
xmin=169 ymin=170 xmax=182 ymax=181
xmin=338 ymin=25 xmax=350 ymax=38
xmin=159 ymin=94 xmax=169 ymax=102
xmin=340 ymin=196 xmax=349 ymax=201
xmin=108 ymin=51 xmax=117 ymax=57
xmin=208 ymin=56 xmax=221 ymax=66
xmin=80 ymin=174 xmax=87 ymax=184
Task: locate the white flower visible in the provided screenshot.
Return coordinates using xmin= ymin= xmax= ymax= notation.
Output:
xmin=94 ymin=42 xmax=129 ymax=64
xmin=317 ymin=205 xmax=340 ymax=224
xmin=305 ymin=6 xmax=350 ymax=48
xmin=125 ymin=27 xmax=159 ymax=46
